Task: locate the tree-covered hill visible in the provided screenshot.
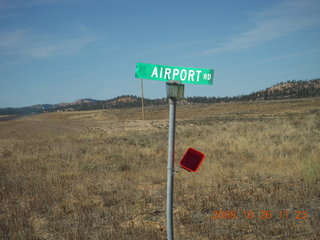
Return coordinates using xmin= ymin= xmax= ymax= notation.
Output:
xmin=1 ymin=78 xmax=319 ymax=115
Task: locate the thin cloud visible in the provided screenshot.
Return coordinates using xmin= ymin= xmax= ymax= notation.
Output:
xmin=21 ymin=36 xmax=97 ymax=58
xmin=0 ymin=29 xmax=99 ymax=60
xmin=222 ymin=48 xmax=320 ymax=72
xmin=197 ymin=0 xmax=320 ymax=56
xmin=0 ymin=0 xmax=67 ymax=10
xmin=0 ymin=29 xmax=29 ymax=48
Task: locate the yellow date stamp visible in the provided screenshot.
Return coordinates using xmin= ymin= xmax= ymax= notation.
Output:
xmin=210 ymin=210 xmax=310 ymax=220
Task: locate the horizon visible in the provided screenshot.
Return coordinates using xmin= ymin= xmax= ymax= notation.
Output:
xmin=1 ymin=0 xmax=320 ymax=108
xmin=1 ymin=77 xmax=319 ymax=110
xmin=2 ymin=77 xmax=319 ymax=108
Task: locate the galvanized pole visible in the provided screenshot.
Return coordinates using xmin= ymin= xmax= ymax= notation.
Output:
xmin=140 ymin=79 xmax=145 ymax=120
xmin=166 ymin=96 xmax=176 ymax=240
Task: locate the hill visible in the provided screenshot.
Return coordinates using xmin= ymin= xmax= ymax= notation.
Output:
xmin=0 ymin=78 xmax=319 ymax=115
xmin=246 ymin=79 xmax=320 ymax=100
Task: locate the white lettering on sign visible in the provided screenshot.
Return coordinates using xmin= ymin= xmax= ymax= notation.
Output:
xmin=196 ymin=70 xmax=202 ymax=81
xmin=172 ymin=68 xmax=179 ymax=80
xmin=150 ymin=67 xmax=204 ymax=82
xmin=203 ymin=73 xmax=212 ymax=80
xmin=180 ymin=69 xmax=187 ymax=81
xmin=188 ymin=70 xmax=195 ymax=81
xmin=151 ymin=67 xmax=158 ymax=78
xmin=164 ymin=68 xmax=171 ymax=79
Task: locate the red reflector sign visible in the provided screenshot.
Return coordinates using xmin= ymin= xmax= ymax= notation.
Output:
xmin=179 ymin=148 xmax=205 ymax=172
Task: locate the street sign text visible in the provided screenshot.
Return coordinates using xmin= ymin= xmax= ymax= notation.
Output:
xmin=135 ymin=63 xmax=214 ymax=85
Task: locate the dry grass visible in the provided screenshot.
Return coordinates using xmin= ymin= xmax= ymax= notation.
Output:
xmin=0 ymin=98 xmax=319 ymax=239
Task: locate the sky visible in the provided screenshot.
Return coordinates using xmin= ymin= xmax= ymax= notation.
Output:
xmin=0 ymin=0 xmax=320 ymax=108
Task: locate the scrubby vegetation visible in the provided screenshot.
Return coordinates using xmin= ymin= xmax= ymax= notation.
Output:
xmin=1 ymin=98 xmax=319 ymax=239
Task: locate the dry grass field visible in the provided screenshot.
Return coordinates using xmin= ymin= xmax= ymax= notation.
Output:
xmin=1 ymin=98 xmax=319 ymax=239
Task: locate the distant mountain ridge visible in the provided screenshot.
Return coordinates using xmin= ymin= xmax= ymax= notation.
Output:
xmin=56 ymin=98 xmax=99 ymax=107
xmin=30 ymin=98 xmax=99 ymax=110
xmin=1 ymin=79 xmax=319 ymax=115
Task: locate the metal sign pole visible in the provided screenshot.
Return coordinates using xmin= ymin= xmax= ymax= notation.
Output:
xmin=166 ymin=96 xmax=176 ymax=240
xmin=165 ymin=81 xmax=184 ymax=240
xmin=140 ymin=79 xmax=145 ymax=120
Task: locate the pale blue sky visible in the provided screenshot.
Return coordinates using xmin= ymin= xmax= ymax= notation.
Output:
xmin=0 ymin=0 xmax=319 ymax=107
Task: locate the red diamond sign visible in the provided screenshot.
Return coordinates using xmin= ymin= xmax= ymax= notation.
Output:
xmin=179 ymin=148 xmax=205 ymax=172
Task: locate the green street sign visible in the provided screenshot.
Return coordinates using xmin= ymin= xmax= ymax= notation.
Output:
xmin=135 ymin=62 xmax=214 ymax=85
